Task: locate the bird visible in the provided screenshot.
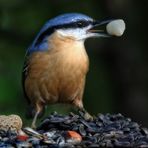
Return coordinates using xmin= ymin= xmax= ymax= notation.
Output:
xmin=22 ymin=13 xmax=116 ymax=128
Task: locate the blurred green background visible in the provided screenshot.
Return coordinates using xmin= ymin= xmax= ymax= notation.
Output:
xmin=0 ymin=0 xmax=148 ymax=126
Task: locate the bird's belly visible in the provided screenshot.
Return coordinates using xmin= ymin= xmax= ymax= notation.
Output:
xmin=44 ymin=59 xmax=88 ymax=103
xmin=25 ymin=47 xmax=89 ymax=105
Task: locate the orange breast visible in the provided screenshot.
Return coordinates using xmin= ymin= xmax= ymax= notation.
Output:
xmin=25 ymin=33 xmax=89 ymax=105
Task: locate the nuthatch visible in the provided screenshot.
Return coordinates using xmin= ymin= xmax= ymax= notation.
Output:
xmin=22 ymin=13 xmax=125 ymax=128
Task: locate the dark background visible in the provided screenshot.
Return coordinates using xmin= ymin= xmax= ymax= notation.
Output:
xmin=0 ymin=0 xmax=148 ymax=126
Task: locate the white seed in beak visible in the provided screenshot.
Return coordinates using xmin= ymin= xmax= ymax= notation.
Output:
xmin=106 ymin=19 xmax=125 ymax=36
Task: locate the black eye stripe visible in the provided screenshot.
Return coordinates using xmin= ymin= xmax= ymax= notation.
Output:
xmin=34 ymin=20 xmax=93 ymax=46
xmin=76 ymin=20 xmax=92 ymax=28
xmin=54 ymin=20 xmax=92 ymax=29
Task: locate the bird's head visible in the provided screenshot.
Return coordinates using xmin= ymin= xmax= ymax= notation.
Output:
xmin=27 ymin=13 xmax=125 ymax=54
xmin=49 ymin=13 xmax=111 ymax=41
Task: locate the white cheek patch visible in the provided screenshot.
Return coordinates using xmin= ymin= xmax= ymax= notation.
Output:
xmin=57 ymin=29 xmax=86 ymax=40
xmin=57 ymin=29 xmax=80 ymax=37
xmin=106 ymin=19 xmax=125 ymax=36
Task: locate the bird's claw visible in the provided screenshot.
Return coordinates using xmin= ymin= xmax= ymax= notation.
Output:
xmin=78 ymin=109 xmax=93 ymax=121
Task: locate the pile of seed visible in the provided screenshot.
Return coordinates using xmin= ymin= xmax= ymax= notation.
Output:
xmin=0 ymin=112 xmax=148 ymax=147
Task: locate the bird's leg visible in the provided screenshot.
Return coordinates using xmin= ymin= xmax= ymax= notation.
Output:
xmin=72 ymin=99 xmax=93 ymax=120
xmin=31 ymin=111 xmax=40 ymax=129
xmin=78 ymin=107 xmax=93 ymax=121
xmin=31 ymin=102 xmax=43 ymax=129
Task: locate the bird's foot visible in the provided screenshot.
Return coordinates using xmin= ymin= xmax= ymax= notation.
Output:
xmin=83 ymin=112 xmax=93 ymax=121
xmin=31 ymin=123 xmax=36 ymax=129
xmin=78 ymin=108 xmax=93 ymax=121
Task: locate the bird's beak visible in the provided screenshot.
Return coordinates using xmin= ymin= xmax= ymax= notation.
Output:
xmin=88 ymin=19 xmax=113 ymax=37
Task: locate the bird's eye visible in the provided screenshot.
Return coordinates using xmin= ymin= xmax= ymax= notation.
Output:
xmin=77 ymin=21 xmax=87 ymax=28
